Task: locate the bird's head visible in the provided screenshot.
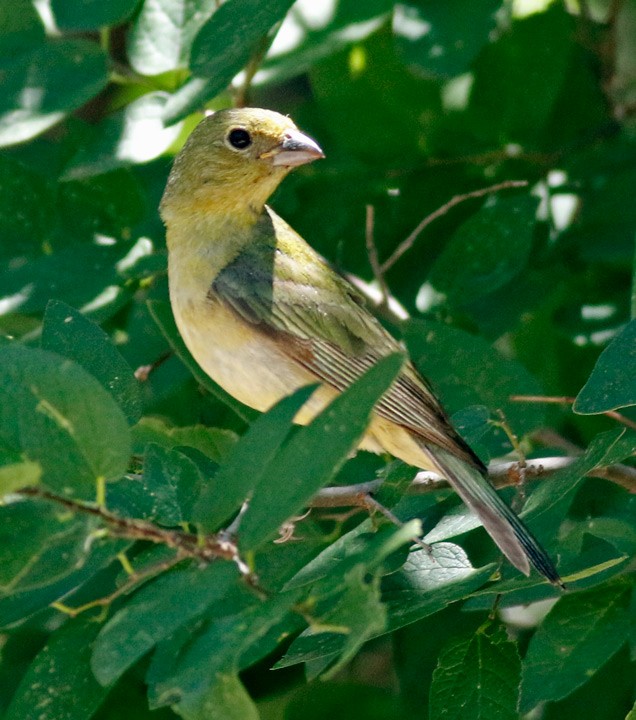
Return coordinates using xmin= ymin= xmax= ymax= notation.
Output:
xmin=160 ymin=108 xmax=324 ymax=223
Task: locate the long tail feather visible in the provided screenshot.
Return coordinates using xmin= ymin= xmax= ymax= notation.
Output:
xmin=423 ymin=446 xmax=563 ymax=587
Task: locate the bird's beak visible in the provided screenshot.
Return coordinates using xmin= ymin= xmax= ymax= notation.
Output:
xmin=260 ymin=129 xmax=325 ymax=167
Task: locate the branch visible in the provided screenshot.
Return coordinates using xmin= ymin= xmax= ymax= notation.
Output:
xmin=380 ymin=180 xmax=528 ymax=274
xmin=511 ymin=394 xmax=636 ymax=432
xmin=311 ymin=455 xmax=636 ymax=508
xmin=16 ymin=487 xmax=248 ymax=570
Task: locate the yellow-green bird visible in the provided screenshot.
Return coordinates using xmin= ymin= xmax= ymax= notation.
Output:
xmin=160 ymin=107 xmax=561 ymax=585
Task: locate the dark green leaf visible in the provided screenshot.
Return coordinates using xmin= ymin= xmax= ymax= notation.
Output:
xmin=193 ymin=385 xmax=315 ymax=532
xmin=0 ymin=499 xmax=93 ymax=594
xmin=5 ymin=617 xmax=110 ymax=720
xmin=574 ymin=319 xmax=636 ymax=413
xmin=0 ymin=344 xmax=131 ymax=497
xmin=521 ymin=579 xmax=631 ymax=710
xmin=91 ymin=562 xmax=239 ymax=686
xmin=42 ymin=300 xmax=142 ymax=425
xmin=430 ymin=621 xmax=521 ymax=720
xmin=238 ymin=353 xmax=404 ymax=549
xmin=51 ymin=0 xmax=138 ymax=30
xmin=0 ymin=0 xmax=44 ymax=57
xmin=428 ymin=195 xmax=539 ymax=305
xmin=393 ymin=0 xmax=503 ymax=78
xmin=404 ymin=319 xmax=545 ymax=440
xmin=0 ymin=40 xmax=108 ymax=147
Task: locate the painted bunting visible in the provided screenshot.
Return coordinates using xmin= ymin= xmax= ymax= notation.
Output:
xmin=160 ymin=107 xmax=561 ymax=585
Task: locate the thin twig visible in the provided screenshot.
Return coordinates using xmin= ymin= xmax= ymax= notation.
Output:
xmin=364 ymin=204 xmax=391 ymax=311
xmin=380 ymin=180 xmax=528 ymax=274
xmin=310 ymin=456 xmax=636 ymax=508
xmin=511 ymin=394 xmax=636 ymax=432
xmin=16 ymin=487 xmax=245 ymax=567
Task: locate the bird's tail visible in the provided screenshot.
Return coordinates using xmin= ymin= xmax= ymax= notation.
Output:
xmin=423 ymin=446 xmax=562 ymax=587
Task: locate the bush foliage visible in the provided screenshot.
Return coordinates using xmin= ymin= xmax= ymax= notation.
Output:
xmin=1 ymin=1 xmax=635 ymax=719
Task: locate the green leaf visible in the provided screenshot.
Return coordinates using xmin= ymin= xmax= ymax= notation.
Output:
xmin=147 ymin=591 xmax=295 ymax=717
xmin=404 ymin=319 xmax=545 ymax=440
xmin=0 ymin=39 xmax=108 ymax=147
xmin=0 ymin=344 xmax=131 ymax=498
xmin=430 ymin=621 xmax=521 ymax=720
xmin=91 ymin=562 xmax=239 ymax=686
xmin=393 ymin=0 xmax=503 ymax=78
xmin=131 ymin=417 xmax=237 ymax=463
xmin=626 ymin=699 xmax=636 ymax=720
xmin=524 ymin=428 xmax=636 ymax=522
xmin=0 ymin=460 xmax=41 ymax=495
xmin=175 ymin=672 xmax=259 ymax=720
xmin=165 ymin=0 xmax=295 ymax=121
xmin=128 ymin=0 xmax=217 ymax=75
xmin=574 ymin=319 xmax=636 ymax=413
xmin=521 ymin=579 xmax=631 ymax=710
xmin=42 ymin=300 xmax=142 ymax=425
xmin=193 ymin=385 xmax=315 ymax=532
xmin=191 ymin=0 xmax=294 ymax=76
xmin=0 ymin=0 xmax=45 ymax=57
xmin=238 ymin=353 xmax=404 ymax=550
xmin=51 ymin=0 xmax=138 ymax=30
xmin=0 ymin=499 xmax=92 ymax=594
xmin=259 ymin=0 xmax=391 ymax=86
xmin=5 ymin=617 xmax=110 ymax=720
xmin=383 ymin=544 xmax=493 ymax=631
xmin=286 ymin=566 xmax=386 ymax=679
xmin=467 ymin=5 xmax=573 ymax=145
xmin=64 ymin=92 xmax=184 ymax=179
xmin=428 ymin=195 xmax=539 ymax=305
xmin=148 ymin=299 xmax=256 ymax=424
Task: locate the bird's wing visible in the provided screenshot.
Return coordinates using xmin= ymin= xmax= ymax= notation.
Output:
xmin=210 ymin=208 xmax=479 ymax=466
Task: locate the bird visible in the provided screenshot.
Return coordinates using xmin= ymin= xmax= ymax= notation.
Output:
xmin=160 ymin=107 xmax=561 ymax=586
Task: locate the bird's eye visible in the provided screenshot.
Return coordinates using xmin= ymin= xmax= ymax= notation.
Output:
xmin=227 ymin=128 xmax=252 ymax=150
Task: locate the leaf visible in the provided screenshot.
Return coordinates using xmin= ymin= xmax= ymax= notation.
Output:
xmin=147 ymin=591 xmax=295 ymax=717
xmin=165 ymin=0 xmax=296 ymax=122
xmin=238 ymin=353 xmax=404 ymax=550
xmin=0 ymin=0 xmax=44 ymax=57
xmin=91 ymin=562 xmax=239 ymax=686
xmin=284 ymin=566 xmax=386 ymax=679
xmin=573 ymin=319 xmax=636 ymax=413
xmin=63 ymin=92 xmax=184 ymax=179
xmin=5 ymin=617 xmax=110 ymax=720
xmin=51 ymin=0 xmax=138 ymax=30
xmin=193 ymin=385 xmax=315 ymax=532
xmin=0 ymin=344 xmax=131 ymax=498
xmin=521 ymin=579 xmax=631 ymax=710
xmin=429 ymin=621 xmax=521 ymax=720
xmin=0 ymin=499 xmax=93 ymax=594
xmin=404 ymin=319 xmax=545 ymax=440
xmin=428 ymin=195 xmax=539 ymax=305
xmin=42 ymin=300 xmax=142 ymax=425
xmin=148 ymin=300 xmax=256 ymax=424
xmin=131 ymin=418 xmax=237 ymax=463
xmin=175 ymin=672 xmax=259 ymax=720
xmin=0 ymin=460 xmax=41 ymax=495
xmin=383 ymin=545 xmax=493 ymax=631
xmin=523 ymin=428 xmax=636 ymax=521
xmin=393 ymin=0 xmax=503 ymax=78
xmin=128 ymin=0 xmax=217 ymax=75
xmin=0 ymin=39 xmax=108 ymax=147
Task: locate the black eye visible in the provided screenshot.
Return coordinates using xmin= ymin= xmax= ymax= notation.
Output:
xmin=227 ymin=128 xmax=252 ymax=149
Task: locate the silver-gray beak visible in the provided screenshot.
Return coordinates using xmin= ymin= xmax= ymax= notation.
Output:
xmin=261 ymin=129 xmax=325 ymax=167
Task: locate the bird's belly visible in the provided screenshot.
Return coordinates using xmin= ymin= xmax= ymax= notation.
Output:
xmin=172 ymin=291 xmax=337 ymax=422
